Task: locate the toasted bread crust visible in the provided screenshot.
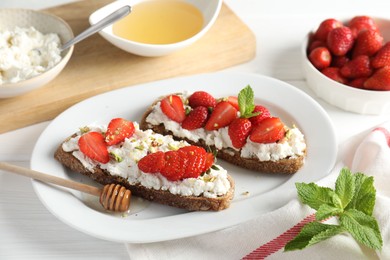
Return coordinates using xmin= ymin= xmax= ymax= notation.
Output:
xmin=54 ymin=145 xmax=234 ymax=211
xmin=139 ymin=96 xmax=306 ymax=175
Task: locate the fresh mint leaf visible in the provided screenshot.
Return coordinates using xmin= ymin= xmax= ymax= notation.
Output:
xmin=335 ymin=168 xmax=355 ymax=209
xmin=296 ymin=182 xmax=340 ymax=210
xmin=284 ymin=222 xmax=344 ymax=251
xmin=346 ymin=173 xmax=376 ymax=216
xmin=286 ymin=168 xmax=383 ymax=253
xmin=316 ymin=204 xmax=343 ymax=221
xmin=237 ymin=85 xmax=259 ymax=118
xmin=340 ymin=209 xmax=383 ymax=250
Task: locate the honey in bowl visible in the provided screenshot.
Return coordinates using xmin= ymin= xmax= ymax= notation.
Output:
xmin=113 ymin=0 xmax=204 ymax=44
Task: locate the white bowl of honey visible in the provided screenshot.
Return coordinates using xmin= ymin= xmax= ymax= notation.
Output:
xmin=89 ymin=0 xmax=222 ymax=57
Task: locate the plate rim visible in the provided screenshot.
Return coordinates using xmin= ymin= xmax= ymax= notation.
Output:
xmin=30 ymin=71 xmax=337 ymax=243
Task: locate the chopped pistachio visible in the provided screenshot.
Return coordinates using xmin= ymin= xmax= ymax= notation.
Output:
xmin=79 ymin=126 xmax=90 ymax=134
xmin=110 ymin=152 xmax=123 ymax=162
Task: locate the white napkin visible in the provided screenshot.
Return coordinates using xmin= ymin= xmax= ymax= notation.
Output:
xmin=126 ymin=122 xmax=390 ymax=260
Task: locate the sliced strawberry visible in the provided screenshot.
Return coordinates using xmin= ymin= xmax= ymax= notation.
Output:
xmin=188 ymin=91 xmax=216 ymax=109
xmin=160 ymin=95 xmax=186 ymax=123
xmin=179 ymin=146 xmax=206 ymax=179
xmin=340 ymin=55 xmax=373 ymax=79
xmin=78 ymin=132 xmax=109 ymax=164
xmin=352 ymin=29 xmax=383 ymax=58
xmin=314 ymin=18 xmax=343 ymax=41
xmin=181 ymin=106 xmax=208 ymax=130
xmin=105 ymin=118 xmax=135 ymax=146
xmin=228 ymin=118 xmax=252 ymax=149
xmin=138 ymin=151 xmax=165 ymax=174
xmin=160 ymin=151 xmax=184 ymax=181
xmin=250 ymin=105 xmax=271 ymax=126
xmin=371 ymin=42 xmax=390 ymax=69
xmin=227 ymin=96 xmax=239 ymax=110
xmin=327 ymin=26 xmax=354 ymax=56
xmin=203 ymin=152 xmax=214 ymax=172
xmin=205 ymin=101 xmax=237 ymax=131
xmin=309 ymin=47 xmax=332 ymax=70
xmin=249 ymin=117 xmax=286 ymax=144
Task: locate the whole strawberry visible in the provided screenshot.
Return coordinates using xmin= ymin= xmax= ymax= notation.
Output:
xmin=182 ymin=106 xmax=208 ymax=130
xmin=371 ymin=42 xmax=390 ymax=69
xmin=309 ymin=47 xmax=332 ymax=70
xmin=249 ymin=105 xmax=271 ymax=126
xmin=348 ymin=77 xmax=368 ymax=89
xmin=352 ymin=29 xmax=383 ymax=58
xmin=364 ymin=66 xmax=390 ymax=91
xmin=327 ymin=27 xmax=354 ymax=56
xmin=349 ymin=16 xmax=379 ymax=39
xmin=314 ymin=18 xmax=343 ymax=41
xmin=331 ymin=55 xmax=349 ymax=68
xmin=340 ymin=55 xmax=373 ymax=79
xmin=321 ymin=67 xmax=348 ymax=84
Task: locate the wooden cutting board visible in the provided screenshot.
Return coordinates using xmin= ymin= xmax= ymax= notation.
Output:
xmin=0 ymin=0 xmax=256 ymax=134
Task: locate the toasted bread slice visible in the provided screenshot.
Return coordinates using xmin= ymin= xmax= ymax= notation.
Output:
xmin=140 ymin=94 xmax=306 ymax=174
xmin=54 ymin=126 xmax=234 ymax=211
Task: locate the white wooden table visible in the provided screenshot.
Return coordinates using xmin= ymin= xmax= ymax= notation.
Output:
xmin=1 ymin=0 xmax=389 ymax=259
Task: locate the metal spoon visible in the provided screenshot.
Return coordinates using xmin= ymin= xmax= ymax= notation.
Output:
xmin=60 ymin=5 xmax=131 ymax=51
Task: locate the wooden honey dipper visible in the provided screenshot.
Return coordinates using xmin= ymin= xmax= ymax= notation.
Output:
xmin=0 ymin=162 xmax=131 ymax=212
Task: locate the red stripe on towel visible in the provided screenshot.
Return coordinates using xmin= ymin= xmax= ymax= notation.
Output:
xmin=242 ymin=213 xmax=316 ymax=260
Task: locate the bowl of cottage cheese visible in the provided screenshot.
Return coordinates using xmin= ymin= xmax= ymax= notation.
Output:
xmin=0 ymin=9 xmax=74 ymax=98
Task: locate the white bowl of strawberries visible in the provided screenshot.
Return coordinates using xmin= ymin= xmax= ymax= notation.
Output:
xmin=302 ymin=16 xmax=390 ymax=115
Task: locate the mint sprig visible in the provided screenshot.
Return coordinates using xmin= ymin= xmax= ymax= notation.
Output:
xmin=237 ymin=85 xmax=260 ymax=118
xmin=285 ymin=168 xmax=383 ymax=251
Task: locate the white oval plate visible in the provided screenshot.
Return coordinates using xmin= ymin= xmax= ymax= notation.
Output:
xmin=31 ymin=72 xmax=337 ymax=243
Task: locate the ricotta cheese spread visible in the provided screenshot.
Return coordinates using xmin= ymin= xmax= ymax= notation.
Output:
xmin=145 ymin=95 xmax=306 ymax=161
xmin=62 ymin=123 xmax=231 ymax=198
xmin=0 ymin=26 xmax=62 ymax=84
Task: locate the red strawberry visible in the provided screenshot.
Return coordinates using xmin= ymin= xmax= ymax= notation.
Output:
xmin=160 ymin=151 xmax=184 ymax=181
xmin=78 ymin=132 xmax=109 ymax=164
xmin=352 ymin=29 xmax=383 ymax=58
xmin=348 ymin=77 xmax=368 ymax=89
xmin=188 ymin=91 xmax=216 ymax=109
xmin=364 ymin=66 xmax=390 ymax=90
xmin=205 ymin=101 xmax=237 ymax=131
xmin=371 ymin=42 xmax=390 ymax=69
xmin=105 ymin=118 xmax=135 ymax=146
xmin=327 ymin=27 xmax=354 ymax=56
xmin=321 ymin=67 xmax=348 ymax=84
xmin=308 ymin=47 xmax=332 ymax=70
xmin=182 ymin=106 xmax=208 ymax=130
xmin=340 ymin=55 xmax=373 ymax=79
xmin=249 ymin=105 xmax=271 ymax=126
xmin=314 ymin=18 xmax=343 ymax=41
xmin=179 ymin=146 xmax=206 ymax=179
xmin=228 ymin=118 xmax=252 ymax=149
xmin=138 ymin=151 xmax=165 ymax=173
xmin=249 ymin=117 xmax=286 ymax=144
xmin=203 ymin=152 xmax=214 ymax=172
xmin=307 ymin=40 xmax=326 ymax=54
xmin=160 ymin=95 xmax=186 ymax=123
xmin=349 ymin=16 xmax=379 ymax=39
xmin=226 ymin=96 xmax=239 ymax=110
xmin=331 ymin=55 xmax=349 ymax=68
